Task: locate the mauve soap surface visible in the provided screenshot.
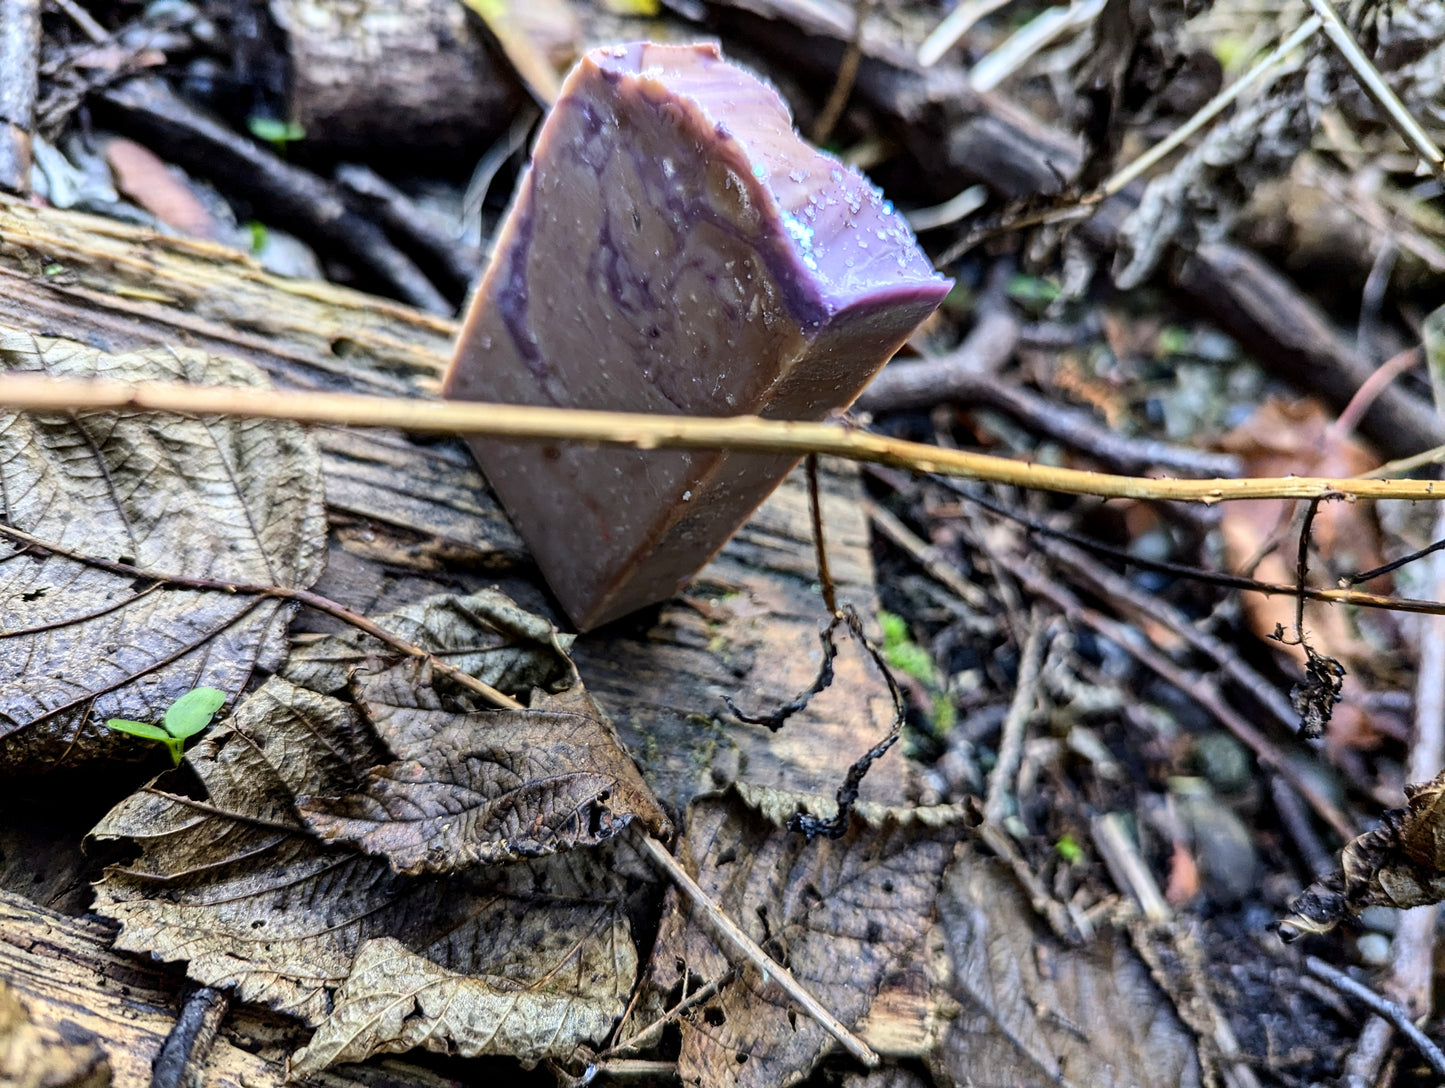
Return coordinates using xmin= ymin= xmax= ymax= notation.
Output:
xmin=444 ymin=41 xmax=950 ymax=630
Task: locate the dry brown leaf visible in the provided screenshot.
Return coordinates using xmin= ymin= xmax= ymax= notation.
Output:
xmin=641 ymin=787 xmax=966 ymax=1088
xmin=0 ymin=326 xmax=326 ymax=771
xmin=288 ymin=935 xmax=622 ymax=1074
xmin=104 ymin=137 xmax=224 ymax=240
xmin=931 ymin=844 xmax=1202 ymax=1088
xmin=1217 ymin=397 xmax=1384 ymax=672
xmin=282 ymin=588 xmax=576 ymax=701
xmin=91 ymin=662 xmax=646 ymax=1067
xmin=297 ymin=659 xmax=668 ymax=874
xmin=1282 ymin=766 xmax=1445 ymax=939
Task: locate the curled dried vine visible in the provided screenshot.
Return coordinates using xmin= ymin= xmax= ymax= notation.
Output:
xmin=1269 ymin=497 xmax=1345 ymax=739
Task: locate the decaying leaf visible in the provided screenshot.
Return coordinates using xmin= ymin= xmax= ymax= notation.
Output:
xmin=297 ymin=659 xmax=668 ymax=874
xmin=640 ymin=785 xmax=966 ymax=1088
xmin=0 ymin=326 xmax=326 ymax=770
xmin=1217 ymin=398 xmax=1385 ymax=677
xmin=1282 ymin=767 xmax=1445 ymax=939
xmin=92 ymin=655 xmax=649 ymax=1067
xmin=288 ymin=935 xmax=621 ymax=1074
xmin=931 ymin=844 xmax=1202 ymax=1088
xmin=282 ymin=588 xmax=575 ymax=700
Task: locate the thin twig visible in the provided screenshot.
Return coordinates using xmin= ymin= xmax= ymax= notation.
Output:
xmin=1269 ymin=775 xmax=1334 ymax=880
xmin=918 ymin=0 xmax=1012 ymax=67
xmin=862 ymin=497 xmax=992 ymax=611
xmin=1324 ymin=346 xmax=1422 ymax=452
xmin=805 ymin=454 xmax=838 ymax=616
xmin=578 ymin=1059 xmax=677 ymax=1081
xmin=637 ymin=834 xmax=880 ymax=1068
xmin=5 ymin=372 xmax=1445 ymax=504
xmin=977 ymin=818 xmax=1080 ymax=942
xmin=0 ymin=522 xmax=523 ymax=712
xmin=600 ymin=973 xmax=733 ymax=1058
xmin=1002 ymin=550 xmax=1356 ymax=840
xmin=1290 ymin=499 xmax=1323 ymax=645
xmin=1032 ymin=532 xmax=1298 ymax=734
xmin=983 ymin=614 xmax=1048 ymax=824
xmin=938 ymin=475 xmax=1445 ymax=625
xmin=150 ymin=985 xmax=230 ymax=1088
xmin=1308 ymin=956 xmax=1445 ymax=1077
xmin=810 ymin=0 xmax=870 ymax=146
xmin=969 ymin=0 xmax=1107 ymax=93
xmin=1092 ymin=811 xmax=1171 ymax=924
xmin=1303 ymin=0 xmax=1445 ymax=180
xmin=1350 ymin=537 xmax=1445 ymax=584
xmin=49 ymin=0 xmax=110 ymax=43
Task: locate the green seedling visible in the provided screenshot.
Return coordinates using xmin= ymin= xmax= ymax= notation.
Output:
xmin=878 ymin=610 xmax=937 ymax=686
xmin=879 ymin=610 xmax=955 ymax=738
xmin=247 ymin=117 xmax=306 ymax=148
xmin=106 ymin=687 xmax=227 ymax=765
xmin=1055 ymin=832 xmax=1084 ymax=865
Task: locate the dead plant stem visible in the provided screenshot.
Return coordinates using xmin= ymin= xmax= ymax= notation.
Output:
xmin=6 ymin=373 xmax=1445 ymax=504
xmin=1002 ymin=552 xmax=1355 ymax=840
xmin=637 ymin=834 xmax=880 ymax=1068
xmin=1308 ymin=956 xmax=1445 ymax=1077
xmin=805 ymin=454 xmax=838 ymax=616
xmin=983 ymin=613 xmax=1048 ymax=824
xmin=810 ymin=0 xmax=869 ymax=145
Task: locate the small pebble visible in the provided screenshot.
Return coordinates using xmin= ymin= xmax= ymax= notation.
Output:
xmin=1356 ymin=932 xmax=1391 ymax=966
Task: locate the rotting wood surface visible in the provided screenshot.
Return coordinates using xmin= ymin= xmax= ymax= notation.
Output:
xmin=0 ymin=193 xmax=903 ymax=812
xmin=0 ymin=888 xmax=472 ymax=1088
xmin=0 ymin=194 xmax=906 ymax=1076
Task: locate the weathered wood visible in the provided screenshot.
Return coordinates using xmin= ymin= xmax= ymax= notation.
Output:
xmin=0 ymin=188 xmax=905 ymax=1080
xmin=0 ymin=889 xmax=470 ymax=1088
xmin=267 ymin=0 xmax=530 ymax=158
xmin=0 ymin=192 xmax=903 ymax=817
xmin=0 ymin=0 xmax=40 ymax=196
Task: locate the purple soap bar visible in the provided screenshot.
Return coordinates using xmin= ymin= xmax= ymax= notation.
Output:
xmin=443 ymin=42 xmax=950 ymax=630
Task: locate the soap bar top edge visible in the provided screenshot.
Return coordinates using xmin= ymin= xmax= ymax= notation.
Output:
xmin=579 ymin=41 xmax=951 ymax=318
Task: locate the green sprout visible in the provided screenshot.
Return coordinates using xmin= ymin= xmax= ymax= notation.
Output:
xmin=106 ymin=687 xmax=227 ymax=765
xmin=879 ymin=610 xmax=955 ymax=738
xmin=1055 ymin=832 xmax=1084 ymax=864
xmin=246 ymin=117 xmax=306 ymax=148
xmin=879 ymin=610 xmax=937 ymax=686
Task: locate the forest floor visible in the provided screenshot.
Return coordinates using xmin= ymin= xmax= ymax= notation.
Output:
xmin=3 ymin=1 xmax=1445 ymax=1087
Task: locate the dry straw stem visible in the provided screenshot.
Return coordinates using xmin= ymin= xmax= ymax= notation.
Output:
xmin=5 ymin=373 xmax=1445 ymax=505
xmin=1302 ymin=0 xmax=1445 ymax=181
xmin=637 ymin=834 xmax=880 ymax=1067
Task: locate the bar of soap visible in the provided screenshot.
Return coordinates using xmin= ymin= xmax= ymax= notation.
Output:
xmin=443 ymin=41 xmax=950 ymax=630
